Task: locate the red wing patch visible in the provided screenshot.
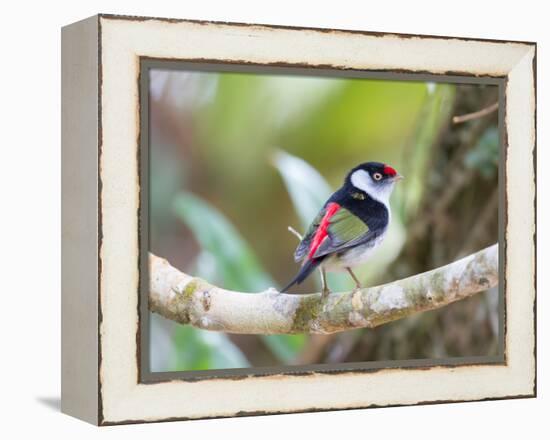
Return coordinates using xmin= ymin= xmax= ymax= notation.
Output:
xmin=308 ymin=202 xmax=340 ymax=259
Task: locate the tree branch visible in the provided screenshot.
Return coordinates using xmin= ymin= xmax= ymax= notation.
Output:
xmin=149 ymin=244 xmax=498 ymax=335
xmin=452 ymin=102 xmax=498 ymax=124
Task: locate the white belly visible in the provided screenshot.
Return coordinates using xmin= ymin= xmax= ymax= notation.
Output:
xmin=321 ymin=231 xmax=387 ymax=272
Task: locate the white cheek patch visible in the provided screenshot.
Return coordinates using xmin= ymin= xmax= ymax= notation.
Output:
xmin=350 ymin=169 xmax=375 ymax=194
xmin=350 ymin=169 xmax=393 ymax=207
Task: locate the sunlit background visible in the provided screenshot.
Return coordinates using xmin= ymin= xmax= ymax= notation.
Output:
xmin=148 ymin=67 xmax=500 ymax=372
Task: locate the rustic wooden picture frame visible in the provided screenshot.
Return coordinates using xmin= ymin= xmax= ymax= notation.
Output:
xmin=61 ymin=14 xmax=536 ymax=425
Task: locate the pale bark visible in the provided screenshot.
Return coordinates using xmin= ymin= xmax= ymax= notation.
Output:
xmin=149 ymin=244 xmax=498 ymax=335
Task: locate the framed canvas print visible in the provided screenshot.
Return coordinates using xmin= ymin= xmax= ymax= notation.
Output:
xmin=61 ymin=14 xmax=536 ymax=425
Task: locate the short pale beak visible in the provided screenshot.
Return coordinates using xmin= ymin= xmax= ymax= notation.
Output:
xmin=394 ymin=174 xmax=404 ymax=182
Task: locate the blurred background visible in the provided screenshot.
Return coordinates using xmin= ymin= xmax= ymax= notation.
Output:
xmin=147 ymin=67 xmax=500 ymax=372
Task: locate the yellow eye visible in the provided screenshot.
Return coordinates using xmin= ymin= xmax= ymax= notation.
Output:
xmin=373 ymin=172 xmax=383 ymax=181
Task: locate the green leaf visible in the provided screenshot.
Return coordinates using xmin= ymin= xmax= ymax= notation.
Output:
xmin=172 ymin=326 xmax=250 ymax=371
xmin=262 ymin=334 xmax=307 ymax=363
xmin=400 ymin=83 xmax=457 ymax=219
xmin=173 ymin=191 xmax=306 ymax=362
xmin=272 ymin=149 xmax=332 ymax=229
xmin=173 ymin=192 xmax=274 ymax=292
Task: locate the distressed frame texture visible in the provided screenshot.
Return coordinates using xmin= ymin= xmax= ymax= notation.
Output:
xmin=61 ymin=14 xmax=536 ymax=425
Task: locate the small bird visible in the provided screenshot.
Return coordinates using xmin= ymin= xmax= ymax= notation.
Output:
xmin=283 ymin=162 xmax=403 ymax=296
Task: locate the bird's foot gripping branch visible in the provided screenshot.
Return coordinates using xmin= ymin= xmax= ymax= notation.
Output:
xmin=149 ymin=244 xmax=498 ymax=335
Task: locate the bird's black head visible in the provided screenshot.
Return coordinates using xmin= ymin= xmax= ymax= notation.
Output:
xmin=343 ymin=162 xmax=403 ymax=204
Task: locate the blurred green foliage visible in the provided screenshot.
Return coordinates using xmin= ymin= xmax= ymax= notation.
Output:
xmin=172 ymin=326 xmax=249 ymax=371
xmin=173 ymin=192 xmax=306 ymax=366
xmin=272 ymin=150 xmax=332 ymax=229
xmin=148 ymin=69 xmax=498 ymax=372
xmin=465 ymin=127 xmax=499 ymax=178
xmin=173 ymin=193 xmax=273 ymax=292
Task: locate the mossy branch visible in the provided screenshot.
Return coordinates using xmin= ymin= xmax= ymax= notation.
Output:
xmin=149 ymin=244 xmax=498 ymax=335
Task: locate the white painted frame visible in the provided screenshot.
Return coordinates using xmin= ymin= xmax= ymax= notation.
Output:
xmin=61 ymin=14 xmax=536 ymax=425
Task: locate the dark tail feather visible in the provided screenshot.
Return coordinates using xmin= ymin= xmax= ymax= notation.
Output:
xmin=281 ymin=259 xmax=321 ymax=293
